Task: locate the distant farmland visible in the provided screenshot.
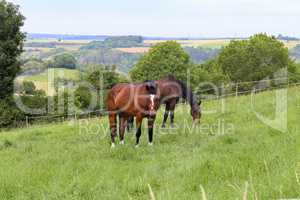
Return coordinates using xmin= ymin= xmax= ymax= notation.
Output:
xmin=18 ymin=69 xmax=81 ymax=96
xmin=23 ymin=38 xmax=300 ymax=55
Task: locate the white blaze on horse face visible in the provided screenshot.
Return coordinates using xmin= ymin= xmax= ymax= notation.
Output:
xmin=150 ymin=95 xmax=155 ymax=113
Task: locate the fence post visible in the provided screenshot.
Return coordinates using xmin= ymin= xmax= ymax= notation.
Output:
xmin=26 ymin=116 xmax=29 ymax=128
xmin=235 ymin=83 xmax=239 ymax=98
xmin=74 ymin=113 xmax=77 ymax=121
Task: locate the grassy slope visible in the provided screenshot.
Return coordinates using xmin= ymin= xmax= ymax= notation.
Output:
xmin=24 ymin=68 xmax=80 ymax=82
xmin=0 ymin=87 xmax=300 ymax=199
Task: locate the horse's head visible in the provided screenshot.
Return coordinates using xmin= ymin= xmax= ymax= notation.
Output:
xmin=145 ymin=81 xmax=159 ymax=116
xmin=145 ymin=81 xmax=157 ymax=95
xmin=191 ymin=100 xmax=202 ymax=123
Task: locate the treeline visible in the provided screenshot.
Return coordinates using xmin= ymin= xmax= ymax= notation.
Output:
xmin=8 ymin=64 xmax=126 ymax=128
xmin=130 ymin=34 xmax=300 ymax=95
xmin=80 ymin=36 xmax=144 ymax=50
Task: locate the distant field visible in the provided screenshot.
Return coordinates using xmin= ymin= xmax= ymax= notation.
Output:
xmin=116 ymin=47 xmax=150 ymax=53
xmin=24 ymin=68 xmax=80 ymax=82
xmin=24 ymin=38 xmax=300 ymax=55
xmin=18 ymin=68 xmax=81 ymax=96
xmin=144 ymin=39 xmax=232 ymax=48
xmin=282 ymin=40 xmax=300 ymax=49
xmin=26 ymin=39 xmax=92 ymax=44
xmin=1 ymin=86 xmax=300 ymax=199
xmin=144 ymin=39 xmax=300 ymax=49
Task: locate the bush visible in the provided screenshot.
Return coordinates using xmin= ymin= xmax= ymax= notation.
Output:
xmin=21 ymin=81 xmax=36 ymax=95
xmin=75 ymin=86 xmax=94 ymax=110
xmin=0 ymin=97 xmax=25 ymax=128
xmin=53 ymin=90 xmax=78 ymax=116
xmin=48 ymin=53 xmax=77 ymax=69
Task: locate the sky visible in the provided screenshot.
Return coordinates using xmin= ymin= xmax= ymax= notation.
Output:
xmin=8 ymin=0 xmax=300 ymax=37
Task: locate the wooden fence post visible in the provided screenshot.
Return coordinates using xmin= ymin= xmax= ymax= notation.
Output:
xmin=26 ymin=116 xmax=29 ymax=128
xmin=235 ymin=83 xmax=239 ymax=97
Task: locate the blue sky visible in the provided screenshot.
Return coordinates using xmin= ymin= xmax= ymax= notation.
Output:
xmin=9 ymin=0 xmax=300 ymax=37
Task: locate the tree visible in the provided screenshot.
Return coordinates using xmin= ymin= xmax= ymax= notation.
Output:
xmin=0 ymin=1 xmax=25 ymax=128
xmin=130 ymin=41 xmax=192 ymax=81
xmin=75 ymin=85 xmax=93 ymax=110
xmin=217 ymin=34 xmax=290 ymax=82
xmin=85 ymin=65 xmax=120 ymax=90
xmin=21 ymin=81 xmax=36 ymax=95
xmin=83 ymin=64 xmax=123 ymax=109
xmin=48 ymin=53 xmax=77 ymax=69
xmin=0 ymin=0 xmax=25 ymax=99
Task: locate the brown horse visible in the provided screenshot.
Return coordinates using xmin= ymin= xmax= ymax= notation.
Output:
xmin=127 ymin=76 xmax=201 ymax=129
xmin=106 ymin=81 xmax=160 ymax=148
xmin=157 ymin=76 xmax=202 ymax=128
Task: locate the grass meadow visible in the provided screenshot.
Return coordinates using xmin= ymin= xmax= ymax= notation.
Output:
xmin=0 ymin=87 xmax=300 ymax=199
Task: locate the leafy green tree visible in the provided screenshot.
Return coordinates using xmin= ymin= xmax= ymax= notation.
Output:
xmin=83 ymin=64 xmax=123 ymax=109
xmin=191 ymin=60 xmax=229 ymax=91
xmin=53 ymin=90 xmax=77 ymax=116
xmin=75 ymin=86 xmax=93 ymax=110
xmin=48 ymin=53 xmax=77 ymax=69
xmin=130 ymin=41 xmax=191 ymax=81
xmin=21 ymin=81 xmax=36 ymax=95
xmin=86 ymin=65 xmax=120 ymax=90
xmin=217 ymin=34 xmax=290 ymax=82
xmin=21 ymin=59 xmax=46 ymax=72
xmin=0 ymin=0 xmax=25 ymax=99
xmin=0 ymin=98 xmax=24 ymax=127
xmin=0 ymin=1 xmax=25 ymax=128
xmin=288 ymin=61 xmax=300 ymax=83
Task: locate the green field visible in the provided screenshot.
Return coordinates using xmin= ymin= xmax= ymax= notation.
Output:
xmin=24 ymin=68 xmax=81 ymax=82
xmin=0 ymin=87 xmax=300 ymax=199
xmin=18 ymin=68 xmax=81 ymax=95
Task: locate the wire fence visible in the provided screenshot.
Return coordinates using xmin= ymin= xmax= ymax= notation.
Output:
xmin=23 ymin=78 xmax=300 ymax=128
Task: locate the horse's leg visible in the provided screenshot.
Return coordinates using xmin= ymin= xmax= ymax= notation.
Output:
xmin=127 ymin=116 xmax=134 ymax=132
xmin=135 ymin=115 xmax=143 ymax=147
xmin=169 ymin=101 xmax=177 ymax=128
xmin=162 ymin=103 xmax=170 ymax=128
xmin=119 ymin=115 xmax=128 ymax=145
xmin=109 ymin=113 xmax=117 ymax=148
xmin=148 ymin=116 xmax=156 ymax=145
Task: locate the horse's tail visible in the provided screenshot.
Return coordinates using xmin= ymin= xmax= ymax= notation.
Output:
xmin=177 ymin=79 xmax=196 ymax=106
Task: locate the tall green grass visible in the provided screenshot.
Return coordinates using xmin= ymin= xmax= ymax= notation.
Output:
xmin=0 ymin=87 xmax=299 ymax=199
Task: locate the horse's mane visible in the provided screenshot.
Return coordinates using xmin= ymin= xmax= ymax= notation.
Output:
xmin=163 ymin=75 xmax=197 ymax=106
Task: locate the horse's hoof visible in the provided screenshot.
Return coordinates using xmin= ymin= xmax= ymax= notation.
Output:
xmin=135 ymin=144 xmax=139 ymax=148
xmin=120 ymin=140 xmax=125 ymax=145
xmin=111 ymin=143 xmax=116 ymax=148
xmin=148 ymin=142 xmax=153 ymax=146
